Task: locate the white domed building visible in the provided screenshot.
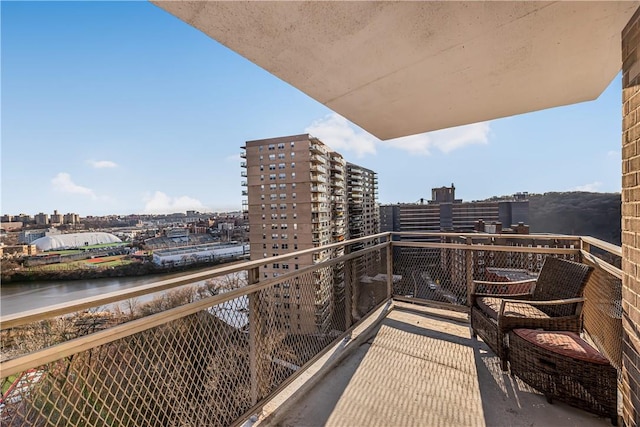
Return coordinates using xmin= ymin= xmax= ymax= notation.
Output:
xmin=32 ymin=232 xmax=122 ymax=251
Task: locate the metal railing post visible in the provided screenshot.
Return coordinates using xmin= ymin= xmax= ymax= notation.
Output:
xmin=465 ymin=237 xmax=473 ymax=307
xmin=580 ymin=237 xmax=591 ymax=263
xmin=248 ymin=266 xmax=260 ymax=406
xmin=386 ymin=239 xmax=393 ymax=299
xmin=344 ymin=244 xmax=353 ymax=329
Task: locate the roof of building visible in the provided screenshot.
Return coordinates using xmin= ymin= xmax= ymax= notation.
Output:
xmin=32 ymin=232 xmax=122 ymax=251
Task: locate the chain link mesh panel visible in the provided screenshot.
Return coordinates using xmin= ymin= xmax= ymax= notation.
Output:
xmin=1 ymin=245 xmax=389 ymax=426
xmin=392 ymin=240 xmax=581 ymax=307
xmin=1 ymin=236 xmax=622 ymax=426
xmin=582 ymin=257 xmax=623 ymax=370
xmin=392 ymin=245 xmax=467 ymax=306
xmin=2 ymin=300 xmax=253 ymax=426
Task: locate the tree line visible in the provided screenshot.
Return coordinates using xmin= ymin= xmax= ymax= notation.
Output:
xmin=527 ymin=192 xmax=621 ymax=245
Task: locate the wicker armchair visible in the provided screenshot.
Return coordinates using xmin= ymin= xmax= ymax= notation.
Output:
xmin=470 ymin=256 xmax=593 ymax=371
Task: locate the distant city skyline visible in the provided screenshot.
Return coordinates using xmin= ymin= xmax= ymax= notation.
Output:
xmin=2 ymin=2 xmax=622 ymax=216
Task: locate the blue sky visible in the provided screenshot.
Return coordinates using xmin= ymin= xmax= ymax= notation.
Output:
xmin=2 ymin=1 xmax=622 ymax=216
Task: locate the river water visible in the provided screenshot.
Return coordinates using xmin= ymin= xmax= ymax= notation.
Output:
xmin=1 ymin=267 xmax=221 ymax=316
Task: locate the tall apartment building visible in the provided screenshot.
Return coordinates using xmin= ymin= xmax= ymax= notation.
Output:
xmin=50 ymin=210 xmax=64 ymax=225
xmin=380 ymin=184 xmax=529 ymax=238
xmin=34 ymin=212 xmax=50 ymax=226
xmin=346 ymin=163 xmax=380 ymax=277
xmin=63 ymin=212 xmax=81 ymax=225
xmin=242 ymin=134 xmax=377 ymax=334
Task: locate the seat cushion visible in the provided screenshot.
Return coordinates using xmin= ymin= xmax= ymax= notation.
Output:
xmin=476 ymin=297 xmax=549 ymax=320
xmin=513 ymin=328 xmax=610 ymax=365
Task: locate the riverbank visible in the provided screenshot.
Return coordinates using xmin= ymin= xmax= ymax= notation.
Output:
xmin=1 ymin=258 xmax=246 ymax=284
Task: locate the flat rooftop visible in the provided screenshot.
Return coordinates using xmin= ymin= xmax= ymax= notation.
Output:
xmin=253 ymin=304 xmax=611 ymax=426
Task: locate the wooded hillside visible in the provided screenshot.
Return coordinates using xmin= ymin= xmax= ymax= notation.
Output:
xmin=528 ymin=192 xmax=621 ymax=245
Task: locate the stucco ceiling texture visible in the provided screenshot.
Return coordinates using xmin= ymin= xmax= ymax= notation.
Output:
xmin=152 ymin=1 xmax=640 ymax=140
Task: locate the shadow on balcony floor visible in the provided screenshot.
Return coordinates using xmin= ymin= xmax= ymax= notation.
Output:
xmin=270 ymin=304 xmax=611 ymax=427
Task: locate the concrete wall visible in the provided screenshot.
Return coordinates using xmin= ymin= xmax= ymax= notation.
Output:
xmin=621 ymin=6 xmax=640 ymax=426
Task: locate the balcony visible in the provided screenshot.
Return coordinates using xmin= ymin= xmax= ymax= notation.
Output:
xmin=310 ymin=165 xmax=327 ymax=174
xmin=0 ymin=233 xmax=621 ymax=426
xmin=310 ymin=174 xmax=327 ymax=183
xmin=310 ymin=154 xmax=327 ymax=165
xmin=241 ymin=171 xmax=247 ymax=177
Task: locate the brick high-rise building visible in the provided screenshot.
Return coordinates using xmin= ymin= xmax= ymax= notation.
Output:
xmin=242 ymin=134 xmax=377 ymax=334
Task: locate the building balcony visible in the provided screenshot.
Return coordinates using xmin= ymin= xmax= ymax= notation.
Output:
xmin=310 ymin=143 xmax=325 ymax=154
xmin=0 ymin=233 xmax=622 ymax=427
xmin=242 ymin=190 xmax=248 ymax=196
xmin=241 ymin=171 xmax=247 ymax=177
xmin=241 ymin=181 xmax=248 ymax=187
xmin=240 ymin=152 xmax=247 ymax=159
xmin=241 ymin=161 xmax=247 ymax=168
xmin=310 ymin=174 xmax=327 ymax=183
xmin=330 ymin=156 xmax=345 ymax=166
xmin=310 ymin=165 xmax=327 ymax=174
xmin=310 ymin=154 xmax=327 ymax=165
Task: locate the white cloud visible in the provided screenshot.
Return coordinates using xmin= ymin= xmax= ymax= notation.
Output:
xmin=428 ymin=122 xmax=491 ymax=153
xmin=305 ymin=113 xmax=490 ymax=157
xmin=143 ymin=191 xmax=206 ymax=214
xmin=89 ymin=160 xmax=118 ymax=169
xmin=385 ymin=133 xmax=434 ymax=155
xmin=51 ymin=173 xmax=97 ymax=199
xmin=572 ymin=181 xmax=603 ymax=192
xmin=305 ymin=114 xmax=377 ymax=158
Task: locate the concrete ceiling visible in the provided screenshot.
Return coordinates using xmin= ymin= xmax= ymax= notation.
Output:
xmin=151 ymin=1 xmax=639 ymax=140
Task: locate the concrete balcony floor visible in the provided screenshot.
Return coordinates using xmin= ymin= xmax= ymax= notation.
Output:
xmin=257 ymin=303 xmax=611 ymax=427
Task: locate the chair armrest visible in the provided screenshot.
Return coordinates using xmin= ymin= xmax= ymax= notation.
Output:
xmin=473 ymin=278 xmax=537 ymax=286
xmin=497 ymin=297 xmax=586 ymax=333
xmin=473 ymin=292 xmax=532 ymax=299
xmin=499 ymin=297 xmax=586 ymax=316
xmin=471 ymin=278 xmax=536 ymax=296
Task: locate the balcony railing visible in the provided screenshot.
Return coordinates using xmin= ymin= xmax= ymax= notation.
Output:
xmin=310 ymin=154 xmax=327 ymax=165
xmin=0 ymin=232 xmax=622 ymax=426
